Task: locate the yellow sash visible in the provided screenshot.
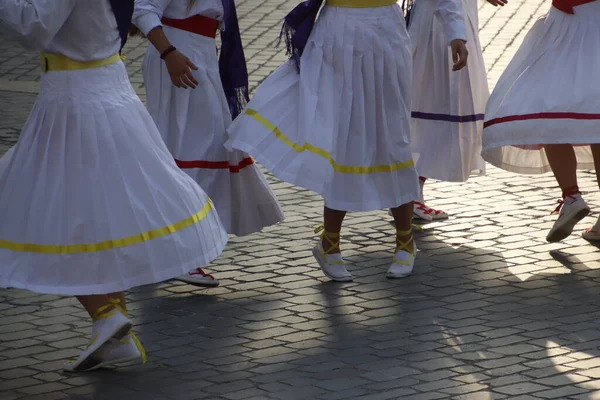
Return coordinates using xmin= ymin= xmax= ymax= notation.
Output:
xmin=40 ymin=53 xmax=121 ymax=73
xmin=326 ymin=0 xmax=396 ymax=8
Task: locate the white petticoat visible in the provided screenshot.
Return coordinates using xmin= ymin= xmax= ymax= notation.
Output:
xmin=482 ymin=1 xmax=600 ymax=175
xmin=143 ymin=26 xmax=284 ymax=236
xmin=226 ymin=4 xmax=420 ymax=212
xmin=409 ymin=0 xmax=488 ymax=182
xmin=0 ymin=61 xmax=228 ymax=295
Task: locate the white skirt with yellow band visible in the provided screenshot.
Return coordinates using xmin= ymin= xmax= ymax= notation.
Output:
xmin=0 ymin=54 xmax=228 ymax=295
xmin=226 ymin=2 xmax=419 ymax=212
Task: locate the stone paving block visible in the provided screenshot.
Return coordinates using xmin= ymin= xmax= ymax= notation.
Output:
xmin=495 ymin=382 xmax=551 ymax=396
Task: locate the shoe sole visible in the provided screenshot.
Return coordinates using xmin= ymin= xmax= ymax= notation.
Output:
xmin=312 ymin=246 xmax=354 ymax=282
xmin=95 ymin=354 xmax=142 ymax=370
xmin=386 ymin=272 xmax=412 ymax=279
xmin=70 ymin=321 xmax=132 ymax=372
xmin=546 ymin=207 xmax=590 ymax=243
xmin=582 ymin=231 xmax=600 ymax=241
xmin=174 ymin=277 xmax=220 ymax=288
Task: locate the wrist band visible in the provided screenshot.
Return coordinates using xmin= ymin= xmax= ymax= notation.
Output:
xmin=160 ymin=45 xmax=176 ymax=60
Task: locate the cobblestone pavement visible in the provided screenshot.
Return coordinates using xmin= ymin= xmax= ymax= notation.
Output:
xmin=2 ymin=1 xmax=600 ymax=400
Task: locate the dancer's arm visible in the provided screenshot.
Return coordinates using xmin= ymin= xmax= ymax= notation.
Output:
xmin=0 ymin=0 xmax=76 ymax=50
xmin=436 ymin=0 xmax=469 ymax=70
xmin=133 ymin=0 xmax=198 ymax=89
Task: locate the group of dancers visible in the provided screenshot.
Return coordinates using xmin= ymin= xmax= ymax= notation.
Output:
xmin=0 ymin=0 xmax=597 ymax=372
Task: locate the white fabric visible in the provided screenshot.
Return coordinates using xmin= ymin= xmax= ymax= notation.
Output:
xmin=0 ymin=62 xmax=228 ymax=295
xmin=482 ymin=1 xmax=600 ymax=174
xmin=0 ymin=0 xmax=121 ymax=61
xmin=409 ymin=0 xmax=488 ymax=182
xmin=0 ymin=62 xmax=227 ymax=295
xmin=0 ymin=1 xmax=228 ymax=295
xmin=226 ymin=5 xmax=420 ymax=212
xmin=142 ymin=26 xmax=284 ymax=235
xmin=133 ymin=0 xmax=224 ymax=36
xmin=408 ymin=0 xmax=468 ymax=43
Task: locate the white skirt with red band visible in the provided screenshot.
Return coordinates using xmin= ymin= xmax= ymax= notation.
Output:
xmin=143 ymin=25 xmax=284 ymax=236
xmin=482 ymin=0 xmax=600 ymax=175
xmin=225 ymin=5 xmax=420 ymax=212
xmin=409 ymin=0 xmax=488 ymax=182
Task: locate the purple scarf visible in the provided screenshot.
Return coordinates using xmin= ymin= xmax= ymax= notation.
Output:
xmin=108 ymin=0 xmax=134 ymax=51
xmin=220 ymin=0 xmax=249 ymax=118
xmin=280 ymin=0 xmax=323 ymax=71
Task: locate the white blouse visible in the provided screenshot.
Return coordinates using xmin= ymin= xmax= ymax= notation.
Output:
xmin=0 ymin=0 xmax=121 ymax=61
xmin=437 ymin=0 xmax=468 ymax=42
xmin=133 ymin=0 xmax=224 ymax=36
xmin=414 ymin=0 xmax=468 ymax=43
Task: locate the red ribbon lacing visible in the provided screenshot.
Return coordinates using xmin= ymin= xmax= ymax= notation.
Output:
xmin=553 ymin=185 xmax=581 ymax=214
xmin=414 ymin=201 xmax=445 ymax=216
xmin=189 ymin=268 xmax=215 ymax=279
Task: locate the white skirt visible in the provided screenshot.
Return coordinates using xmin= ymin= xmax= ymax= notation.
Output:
xmin=0 ymin=61 xmax=228 ymax=295
xmin=409 ymin=0 xmax=488 ymax=182
xmin=143 ymin=26 xmax=284 ymax=236
xmin=482 ymin=1 xmax=600 ymax=175
xmin=226 ymin=5 xmax=420 ymax=212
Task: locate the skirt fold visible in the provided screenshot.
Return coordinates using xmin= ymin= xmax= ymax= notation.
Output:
xmin=227 ymin=5 xmax=420 ymax=212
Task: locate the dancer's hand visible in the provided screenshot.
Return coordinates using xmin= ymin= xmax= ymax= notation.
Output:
xmin=487 ymin=0 xmax=507 ymax=6
xmin=164 ymin=50 xmax=199 ymax=89
xmin=451 ymin=39 xmax=468 ymax=71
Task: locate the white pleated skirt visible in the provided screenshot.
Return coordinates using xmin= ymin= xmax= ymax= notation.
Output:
xmin=0 ymin=61 xmax=228 ymax=295
xmin=226 ymin=5 xmax=420 ymax=212
xmin=482 ymin=1 xmax=600 ymax=175
xmin=409 ymin=0 xmax=488 ymax=182
xmin=143 ymin=26 xmax=284 ymax=236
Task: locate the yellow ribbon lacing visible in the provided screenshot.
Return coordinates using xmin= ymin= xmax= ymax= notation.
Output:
xmin=314 ymin=224 xmax=341 ymax=255
xmin=393 ymin=225 xmax=422 ymax=266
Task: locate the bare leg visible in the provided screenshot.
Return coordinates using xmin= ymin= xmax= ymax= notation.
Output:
xmin=586 ymin=145 xmax=600 ymax=232
xmin=107 ymin=292 xmax=127 ymax=314
xmin=545 ymin=144 xmax=578 ymax=192
xmin=391 ymin=201 xmax=414 ymax=253
xmin=322 ymin=206 xmax=347 ymax=254
xmin=544 ymin=144 xmax=589 ymax=242
xmin=76 ymin=295 xmax=111 ymax=319
xmin=591 ymin=144 xmax=600 ymax=188
xmin=418 ymin=176 xmax=426 ymax=202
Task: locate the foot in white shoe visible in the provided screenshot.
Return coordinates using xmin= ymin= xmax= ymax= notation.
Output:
xmin=93 ymin=334 xmax=145 ymax=369
xmin=313 ymin=242 xmax=354 ymax=282
xmin=64 ymin=309 xmax=132 ymax=372
xmin=175 ymin=268 xmax=220 ymax=287
xmin=387 ymin=228 xmax=416 ymax=279
xmin=547 ymin=193 xmax=590 ymax=243
xmin=582 ymin=215 xmax=600 ymax=241
xmin=414 ymin=201 xmax=448 ymax=221
xmin=413 ymin=202 xmax=433 ymax=222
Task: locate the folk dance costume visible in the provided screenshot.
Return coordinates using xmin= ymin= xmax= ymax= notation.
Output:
xmin=407 ymin=0 xmax=488 ymax=221
xmin=133 ymin=0 xmax=284 ymax=287
xmin=226 ymin=0 xmax=421 ymax=281
xmin=0 ymin=0 xmax=227 ymax=371
xmin=482 ymin=0 xmax=600 ymax=242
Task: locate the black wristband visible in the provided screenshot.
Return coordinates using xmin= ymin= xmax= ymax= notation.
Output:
xmin=160 ymin=45 xmax=177 ymax=60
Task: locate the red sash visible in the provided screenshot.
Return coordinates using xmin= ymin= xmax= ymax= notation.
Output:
xmin=552 ymin=0 xmax=596 ymax=14
xmin=161 ymin=15 xmax=219 ymax=38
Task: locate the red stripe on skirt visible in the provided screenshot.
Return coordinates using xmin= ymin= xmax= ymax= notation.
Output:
xmin=484 ymin=112 xmax=600 ymax=129
xmin=174 ymin=157 xmax=255 ymax=173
